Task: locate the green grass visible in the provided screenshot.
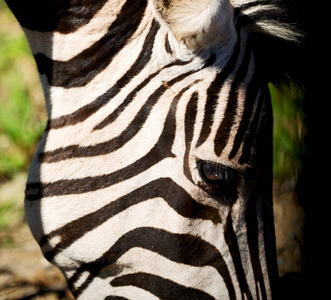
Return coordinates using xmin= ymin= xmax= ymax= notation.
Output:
xmin=0 ymin=199 xmax=24 ymax=229
xmin=0 ymin=1 xmax=46 ymax=179
xmin=0 ymin=1 xmax=45 ymax=229
xmin=270 ymin=83 xmax=306 ymax=182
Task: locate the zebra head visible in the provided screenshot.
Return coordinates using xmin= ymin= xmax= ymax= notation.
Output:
xmin=5 ymin=0 xmax=303 ymax=298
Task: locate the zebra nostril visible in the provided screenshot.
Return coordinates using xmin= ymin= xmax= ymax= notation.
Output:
xmin=197 ymin=161 xmax=238 ymax=202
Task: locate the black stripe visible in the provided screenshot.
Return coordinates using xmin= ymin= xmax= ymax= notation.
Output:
xmin=34 ymin=0 xmax=148 ymax=88
xmin=165 ymin=33 xmax=172 ymax=54
xmin=48 ymin=20 xmax=160 ymax=130
xmin=183 ymin=91 xmax=199 ymax=182
xmin=110 ymin=272 xmax=216 ymax=300
xmin=40 ymin=177 xmax=222 ymax=261
xmin=245 ymin=183 xmax=268 ymax=300
xmin=104 ymin=296 xmax=128 ymax=300
xmin=69 ymin=227 xmax=235 ymax=298
xmin=235 ymin=0 xmax=272 ymax=12
xmin=224 ymin=214 xmax=253 ymax=299
xmin=5 ymin=0 xmax=108 ymax=33
xmin=214 ymin=47 xmax=252 ymax=157
xmin=228 ymin=73 xmax=260 ymax=160
xmin=238 ymin=85 xmax=268 ymax=165
xmin=195 ymin=35 xmax=241 ymax=148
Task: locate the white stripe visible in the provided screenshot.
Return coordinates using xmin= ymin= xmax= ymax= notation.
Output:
xmin=113 ymin=247 xmax=229 ymax=299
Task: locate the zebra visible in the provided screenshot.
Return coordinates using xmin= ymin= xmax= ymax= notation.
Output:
xmin=5 ymin=0 xmax=304 ymax=299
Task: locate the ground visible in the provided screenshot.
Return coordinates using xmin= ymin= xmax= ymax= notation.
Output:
xmin=0 ymin=174 xmax=305 ymax=299
xmin=0 ymin=226 xmax=74 ymax=300
xmin=0 ymin=174 xmax=73 ymax=300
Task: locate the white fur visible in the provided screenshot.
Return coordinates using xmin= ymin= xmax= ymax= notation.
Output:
xmin=151 ymin=0 xmax=237 ymax=51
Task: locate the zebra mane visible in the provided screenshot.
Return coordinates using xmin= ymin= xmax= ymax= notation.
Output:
xmin=231 ymin=0 xmax=308 ymax=85
xmin=232 ymin=0 xmax=304 ymax=42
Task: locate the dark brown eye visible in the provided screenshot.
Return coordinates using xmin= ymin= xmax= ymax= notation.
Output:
xmin=197 ymin=161 xmax=238 ymax=201
xmin=199 ymin=162 xmax=232 ymax=183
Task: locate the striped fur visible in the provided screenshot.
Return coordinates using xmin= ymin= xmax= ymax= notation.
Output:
xmin=5 ymin=0 xmax=302 ymax=298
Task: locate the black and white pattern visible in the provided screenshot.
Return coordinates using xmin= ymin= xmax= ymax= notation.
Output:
xmin=5 ymin=0 xmax=302 ymax=298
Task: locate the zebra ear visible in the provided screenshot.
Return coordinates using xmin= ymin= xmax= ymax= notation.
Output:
xmin=150 ymin=0 xmax=237 ymax=51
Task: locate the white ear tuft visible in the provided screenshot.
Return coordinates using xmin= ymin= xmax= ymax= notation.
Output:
xmin=151 ymin=0 xmax=237 ymax=51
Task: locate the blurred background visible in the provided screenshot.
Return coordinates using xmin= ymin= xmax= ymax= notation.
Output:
xmin=0 ymin=1 xmax=308 ymax=299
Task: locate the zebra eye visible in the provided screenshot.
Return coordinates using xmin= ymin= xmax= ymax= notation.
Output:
xmin=197 ymin=161 xmax=238 ymax=201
